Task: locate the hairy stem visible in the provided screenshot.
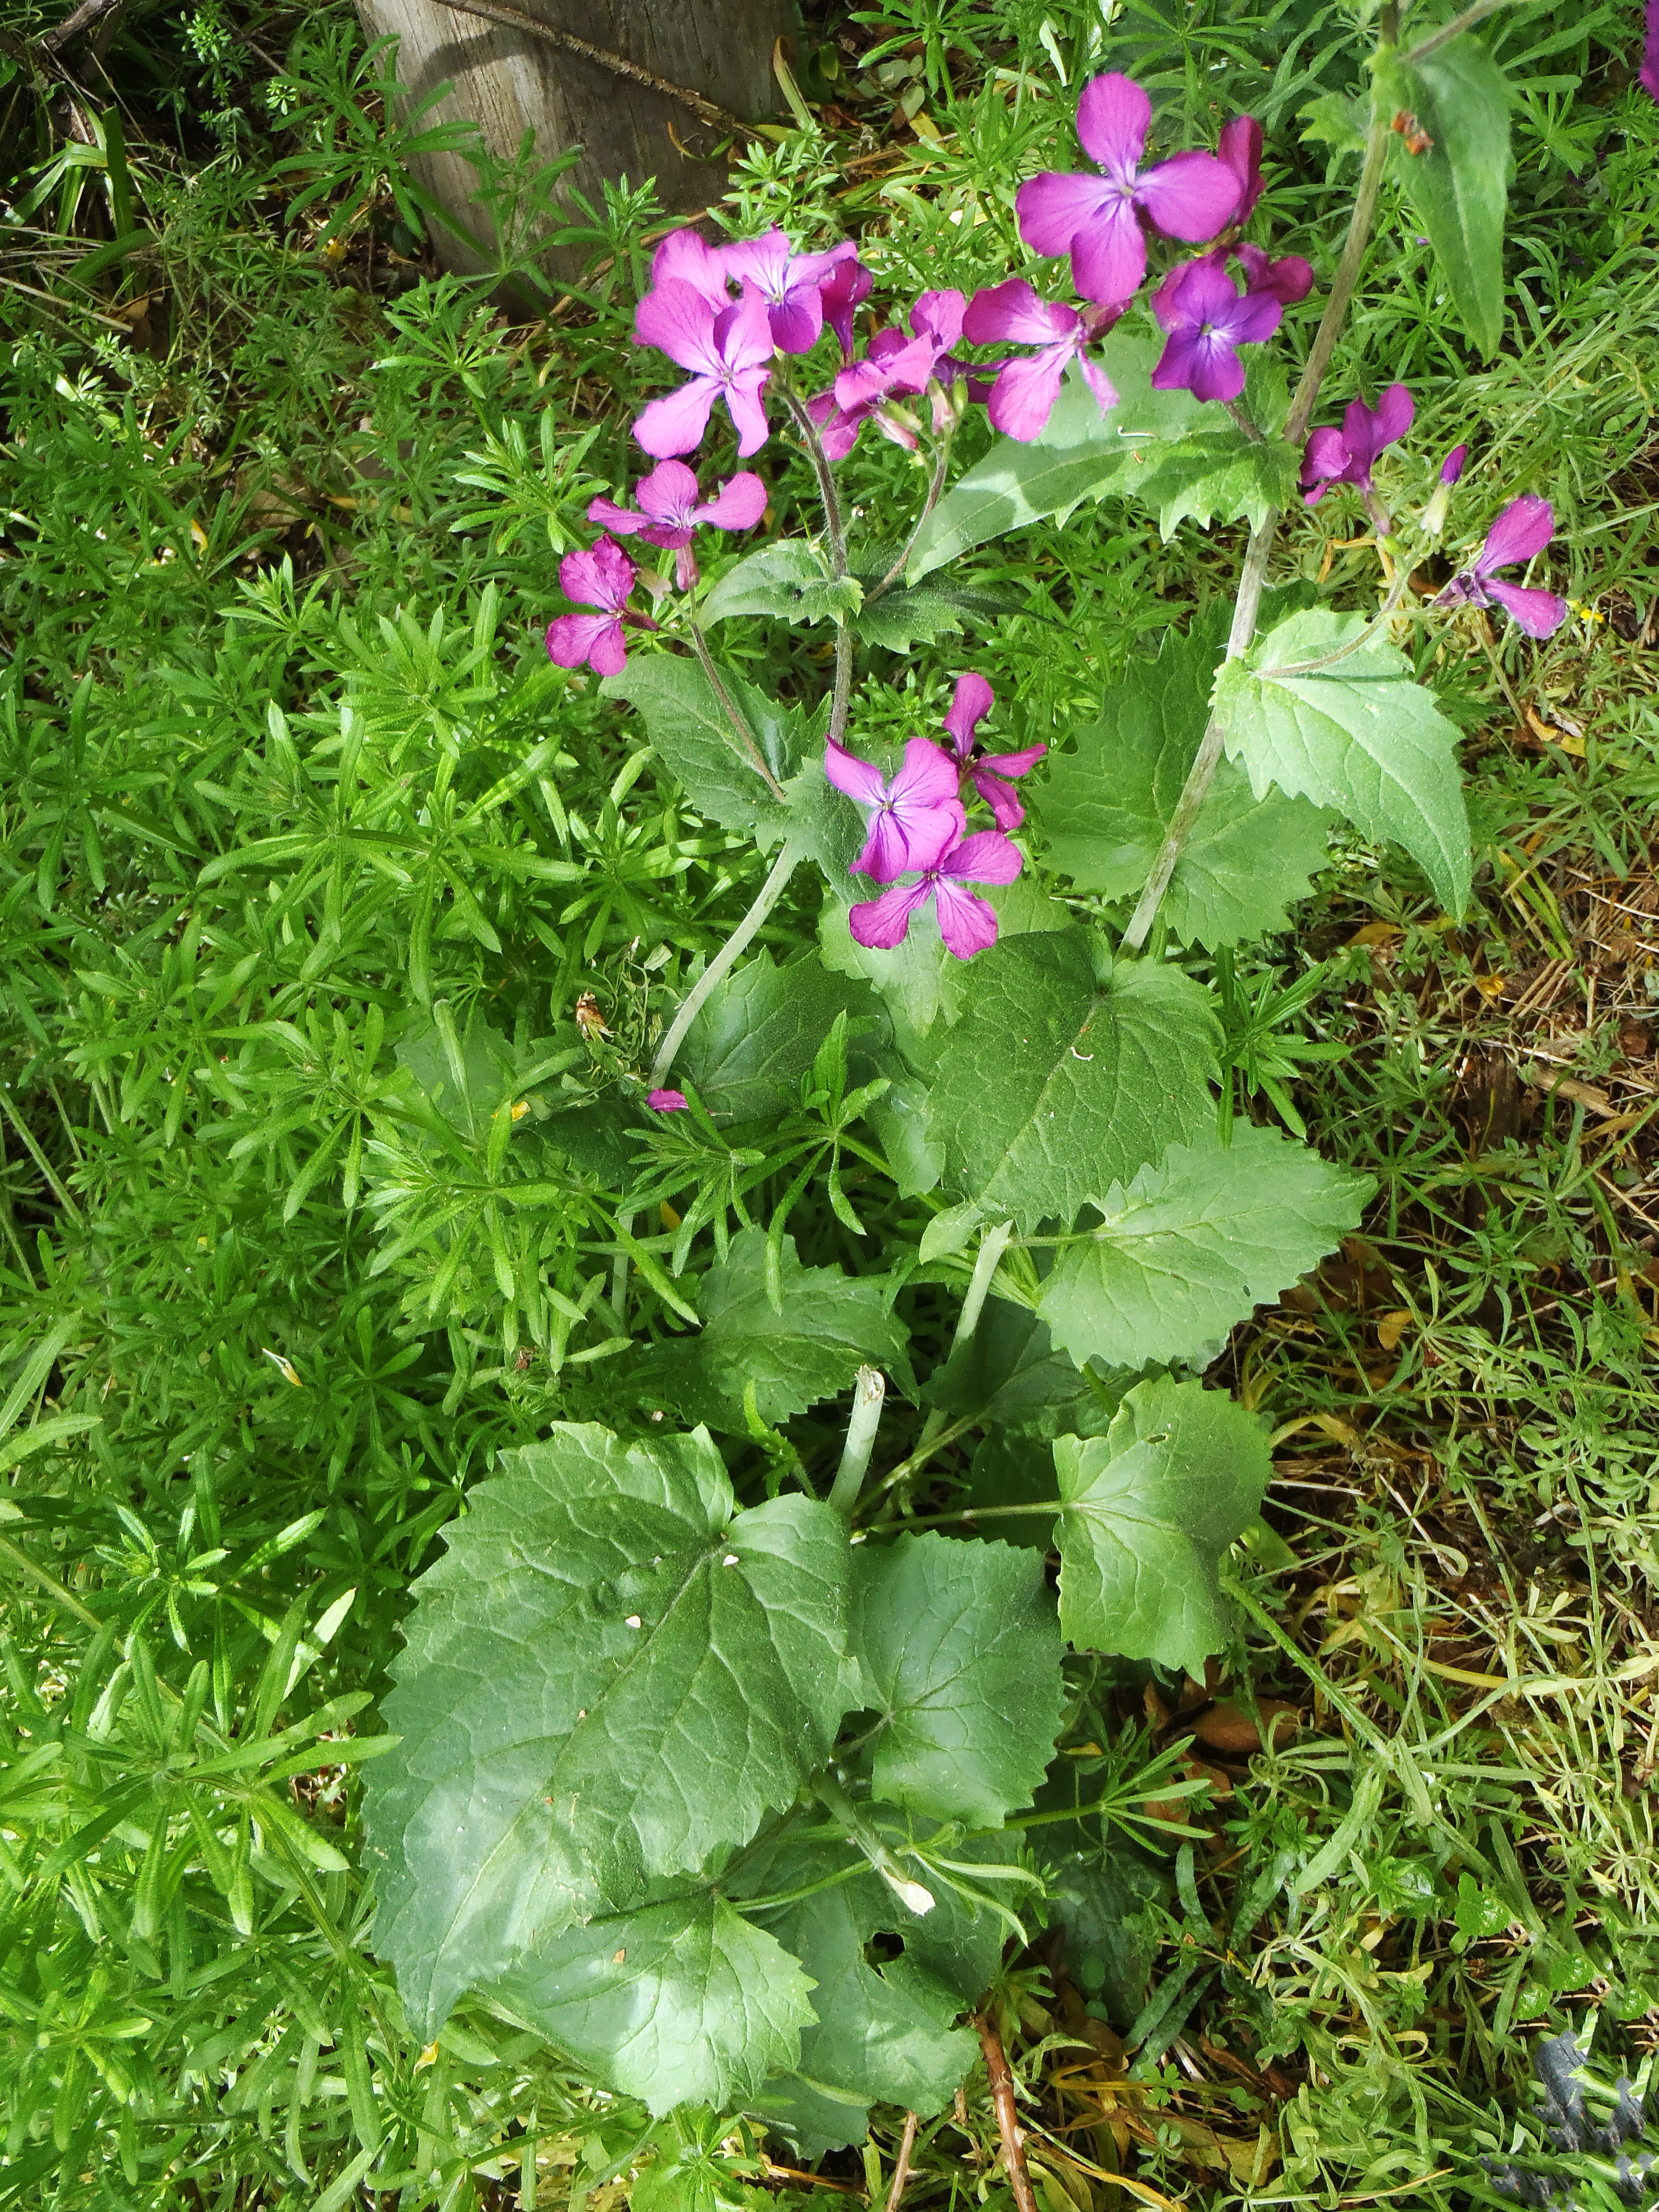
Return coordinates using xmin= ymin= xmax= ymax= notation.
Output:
xmin=868 ymin=424 xmax=955 ymax=601
xmin=1402 ymin=0 xmax=1517 ymax=65
xmin=828 ymin=622 xmax=855 ymax=752
xmin=1122 ymin=88 xmax=1397 ymax=956
xmin=688 ymin=621 xmax=787 ymax=802
xmin=975 ymin=2014 xmax=1038 ymax=2212
xmin=885 ymin=2113 xmax=921 ymax=2212
xmin=775 ymin=382 xmax=847 ymax=576
xmin=650 ymin=840 xmax=801 ymax=1088
xmin=828 ymin=1365 xmax=887 ymax=1518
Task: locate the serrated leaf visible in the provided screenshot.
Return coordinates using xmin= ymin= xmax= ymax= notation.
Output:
xmin=782 ymin=746 xmax=867 ymax=881
xmin=1397 ymin=36 xmax=1511 ymax=359
xmin=491 ymin=1884 xmax=815 ymax=2114
xmin=1037 ymin=1121 xmax=1373 ymax=1371
xmin=365 ymin=1422 xmax=851 ymax=2034
xmin=1300 ymin=89 xmax=1369 ymax=157
xmin=601 ymin=658 xmax=800 ymax=842
xmin=855 ymin=576 xmax=1015 ymax=653
xmin=1039 ymin=615 xmax=1333 ymax=947
xmin=853 ymin=1532 xmax=1064 ymax=1825
xmin=1055 ymin=1376 xmax=1272 ymax=1676
xmin=629 ymin=1230 xmax=916 ymax=1432
xmin=704 ymin=541 xmax=864 ymax=627
xmin=1215 ymin=609 xmax=1472 ymax=914
xmin=928 ymin=936 xmax=1219 ymax=1231
xmin=1132 ymin=429 xmax=1298 ymax=541
xmin=742 ymin=1827 xmax=1011 ymax=2155
xmin=926 ymin=1297 xmax=1124 ymax=1438
xmin=677 ymin=952 xmax=882 ymax=1123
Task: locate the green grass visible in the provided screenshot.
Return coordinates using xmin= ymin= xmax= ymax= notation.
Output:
xmin=3 ymin=0 xmax=1659 ymax=2205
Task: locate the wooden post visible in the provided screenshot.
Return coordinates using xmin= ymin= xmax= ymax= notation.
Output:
xmin=354 ymin=0 xmax=798 ymax=281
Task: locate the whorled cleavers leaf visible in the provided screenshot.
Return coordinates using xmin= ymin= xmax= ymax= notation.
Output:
xmin=1054 ymin=1375 xmax=1273 ymax=1677
xmin=851 ymin=1531 xmax=1064 ymax=1826
xmin=1038 ymin=1120 xmax=1374 ymax=1372
xmin=364 ymin=1421 xmax=853 ymax=2037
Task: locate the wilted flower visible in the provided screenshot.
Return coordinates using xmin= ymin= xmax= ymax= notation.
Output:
xmin=546 ymin=536 xmax=646 ymax=676
xmin=1016 ymin=73 xmax=1241 ymax=307
xmin=961 ymin=281 xmax=1119 ymax=442
xmin=1149 ymin=257 xmax=1282 ymax=404
xmin=849 ymin=828 xmax=1024 ymax=959
xmin=1436 ymin=495 xmax=1567 ymax=638
xmin=588 ymin=461 xmax=767 ymax=589
xmin=825 ymin=737 xmax=964 ymax=882
xmin=942 ymin=674 xmax=1047 ymax=831
xmin=633 ymin=284 xmax=775 ymax=458
xmin=1299 ymin=385 xmax=1414 ymax=503
xmin=1233 ymin=241 xmax=1313 ymax=305
xmin=725 ymin=230 xmax=860 ymax=354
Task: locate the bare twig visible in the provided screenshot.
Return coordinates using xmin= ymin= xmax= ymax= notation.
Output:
xmin=885 ymin=2112 xmax=921 ymax=2212
xmin=39 ymin=0 xmax=122 ymax=56
xmin=975 ymin=2014 xmax=1038 ymax=2212
xmin=433 ymin=0 xmax=747 ymax=134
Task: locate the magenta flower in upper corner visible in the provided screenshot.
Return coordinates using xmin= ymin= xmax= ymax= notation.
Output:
xmin=1642 ymin=0 xmax=1658 ymax=101
xmin=1149 ymin=256 xmax=1282 ymax=404
xmin=942 ymin=674 xmax=1047 ymax=831
xmin=820 ymin=254 xmax=873 ymax=359
xmin=1218 ymin=116 xmax=1264 ymax=225
xmin=1016 ymin=73 xmax=1242 ymax=307
xmin=725 ymin=230 xmax=859 ymax=354
xmin=1436 ymin=495 xmax=1568 ymax=639
xmin=546 ymin=536 xmax=646 ymax=677
xmin=648 ymin=227 xmax=734 ymax=309
xmin=1299 ymin=384 xmax=1414 ymax=504
xmin=587 ymin=460 xmax=768 ymax=589
xmin=646 ymin=1088 xmax=689 ymax=1112
xmin=825 ymin=736 xmax=964 ymax=883
xmin=962 ymin=281 xmax=1120 ymax=442
xmin=633 ymin=284 xmax=775 ymax=459
xmin=849 ymin=828 xmax=1024 ymax=960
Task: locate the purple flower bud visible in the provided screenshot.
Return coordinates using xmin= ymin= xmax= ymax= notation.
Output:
xmin=647 ymin=1089 xmax=689 ymax=1112
xmin=1440 ymin=442 xmax=1469 ymax=486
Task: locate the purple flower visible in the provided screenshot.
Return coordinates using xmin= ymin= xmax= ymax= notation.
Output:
xmin=1233 ymin=241 xmax=1313 ymax=305
xmin=810 ymin=290 xmax=971 ymax=458
xmin=546 ymin=536 xmax=643 ymax=677
xmin=820 ymin=255 xmax=873 ymax=359
xmin=849 ymin=828 xmax=1024 ymax=961
xmin=647 ymin=227 xmax=734 ymax=308
xmin=1441 ymin=442 xmax=1469 ymax=486
xmin=647 ymin=1088 xmax=689 ymax=1111
xmin=1437 ymin=495 xmax=1567 ymax=639
xmin=942 ymin=674 xmax=1047 ymax=831
xmin=1149 ymin=256 xmax=1281 ymax=404
xmin=1299 ymin=384 xmax=1414 ymax=503
xmin=587 ymin=461 xmax=768 ymax=589
xmin=1015 ymin=73 xmax=1242 ymax=308
xmin=1218 ymin=115 xmax=1264 ymax=225
xmin=632 ymin=283 xmax=775 ymax=459
xmin=1643 ymin=0 xmax=1658 ymax=101
xmin=961 ymin=281 xmax=1120 ymax=442
xmin=724 ymin=230 xmax=860 ymax=354
xmin=824 ymin=736 xmax=964 ymax=883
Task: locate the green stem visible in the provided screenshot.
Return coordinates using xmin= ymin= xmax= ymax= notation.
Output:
xmin=775 ymin=381 xmax=847 ymax=576
xmin=650 ymin=840 xmax=802 ymax=1090
xmin=827 ymin=1365 xmax=886 ymax=1519
xmin=857 ymin=1410 xmax=983 ymax=1521
xmin=0 ymin=1533 xmax=103 ymax=1628
xmin=687 ymin=620 xmax=787 ymax=802
xmin=867 ymin=421 xmax=955 ymax=601
xmin=898 ymin=1500 xmax=1061 ymax=1528
xmin=1401 ymin=0 xmax=1516 ymax=65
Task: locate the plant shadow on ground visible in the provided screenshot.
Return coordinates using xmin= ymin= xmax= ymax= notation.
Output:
xmin=2 ymin=0 xmax=1659 ymax=2207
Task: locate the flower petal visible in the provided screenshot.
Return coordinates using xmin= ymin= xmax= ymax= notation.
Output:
xmin=823 ymin=741 xmax=888 ymax=807
xmin=820 ymin=256 xmax=873 ymax=357
xmin=931 ymin=880 xmax=1001 ymax=959
xmin=986 ymin=346 xmax=1071 ymax=441
xmin=635 ymin=281 xmax=722 ymax=372
xmin=852 ymin=812 xmax=911 ymax=884
xmin=721 ymin=228 xmax=792 ymax=295
xmin=970 ymin=769 xmax=1026 ymax=832
xmin=1068 ymin=196 xmax=1150 ymax=307
xmin=944 ymin=673 xmax=996 ymax=755
xmin=649 ymin=229 xmax=731 ymax=307
xmin=1153 ymin=254 xmax=1239 ymax=331
xmin=633 ymin=378 xmax=721 ymax=459
xmin=1135 ymin=150 xmax=1242 ymax=242
xmin=766 ymin=294 xmax=823 ymax=354
xmin=1644 ymin=0 xmax=1659 ymax=102
xmin=978 ymin=743 xmax=1046 ymax=777
xmin=1485 ymin=578 xmax=1567 ymax=638
xmin=646 ymin=1088 xmax=689 ymax=1111
xmin=722 ymin=369 xmax=773 ymax=458
xmin=559 ymin=536 xmax=635 ymax=611
xmin=633 ymin=460 xmax=702 ymax=527
xmin=1074 ymin=72 xmax=1150 ymax=180
xmin=1372 ymin=381 xmax=1415 ymax=450
xmin=890 ymin=736 xmax=966 ymax=815
xmin=939 ymin=829 xmax=1025 ymax=885
xmin=962 ymin=279 xmax=1080 ymax=347
xmin=693 ymin=471 xmax=769 ymax=531
xmin=1299 ymin=425 xmax=1354 ymax=495
xmin=1479 ymin=493 xmax=1554 ymax=573
xmin=1015 ymin=170 xmax=1119 ymax=259
xmin=900 ymin=796 xmax=967 ymax=872
xmin=849 ymin=881 xmax=932 ymax=950
xmin=546 ymin=613 xmax=625 ymax=672
xmin=1150 ymin=329 xmax=1206 ymax=396
xmin=1218 ymin=114 xmax=1263 ymax=223
xmin=587 ymin=495 xmax=646 ymax=535
xmin=1077 ymin=353 xmax=1120 ymax=415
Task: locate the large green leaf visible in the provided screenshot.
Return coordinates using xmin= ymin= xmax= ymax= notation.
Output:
xmin=855 ymin=575 xmax=1015 ymax=653
xmin=365 ymin=1422 xmax=852 ymax=2034
xmin=676 ymin=952 xmax=880 ymax=1124
xmin=1037 ymin=1121 xmax=1373 ymax=1372
xmin=1395 ymin=36 xmax=1511 ymax=359
xmin=1038 ymin=619 xmax=1332 ymax=947
xmin=601 ymin=658 xmax=800 ymax=842
xmin=1055 ymin=1376 xmax=1272 ymax=1676
xmin=491 ymin=1884 xmax=815 ymax=2115
xmin=852 ymin=1532 xmax=1063 ymax=1825
xmin=1214 ymin=609 xmax=1471 ymax=915
xmin=928 ymin=935 xmax=1218 ymax=1230
xmin=703 ymin=541 xmax=864 ymax=627
xmin=629 ymin=1230 xmax=916 ymax=1432
xmin=743 ymin=1828 xmax=1010 ymax=2155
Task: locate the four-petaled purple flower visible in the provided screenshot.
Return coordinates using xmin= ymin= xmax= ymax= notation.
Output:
xmin=942 ymin=674 xmax=1047 ymax=831
xmin=633 ymin=283 xmax=775 ymax=459
xmin=1299 ymin=385 xmax=1414 ymax=504
xmin=1149 ymin=256 xmax=1282 ymax=404
xmin=725 ymin=229 xmax=859 ymax=354
xmin=1016 ymin=73 xmax=1242 ymax=308
xmin=588 ymin=461 xmax=768 ymax=589
xmin=546 ymin=536 xmax=647 ymax=677
xmin=825 ymin=737 xmax=964 ymax=882
xmin=647 ymin=1088 xmax=689 ymax=1112
xmin=962 ymin=281 xmax=1120 ymax=442
xmin=1436 ymin=495 xmax=1567 ymax=639
xmin=850 ymin=828 xmax=1024 ymax=960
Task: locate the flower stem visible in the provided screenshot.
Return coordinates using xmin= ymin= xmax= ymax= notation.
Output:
xmin=828 ymin=622 xmax=854 ymax=751
xmin=975 ymin=2012 xmax=1039 ymax=2212
xmin=1122 ymin=83 xmax=1397 ymax=957
xmin=827 ymin=1364 xmax=887 ymax=1518
xmin=868 ymin=422 xmax=955 ymax=601
xmin=1402 ymin=0 xmax=1516 ymax=66
xmin=687 ymin=620 xmax=787 ymax=802
xmin=775 ymin=379 xmax=847 ymax=576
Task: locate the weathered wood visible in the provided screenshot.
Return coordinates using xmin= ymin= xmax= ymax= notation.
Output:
xmin=355 ymin=0 xmax=798 ymax=281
